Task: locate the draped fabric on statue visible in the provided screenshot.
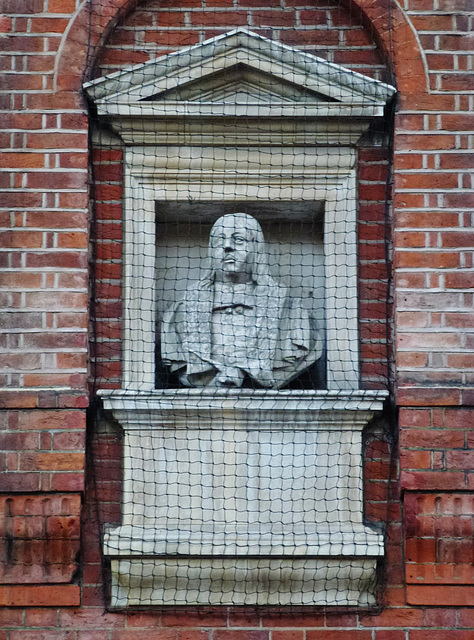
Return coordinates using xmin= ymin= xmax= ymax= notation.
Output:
xmin=162 ymin=276 xmax=320 ymax=388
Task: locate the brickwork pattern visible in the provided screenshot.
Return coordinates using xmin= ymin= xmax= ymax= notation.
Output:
xmin=0 ymin=0 xmax=90 ymax=614
xmin=0 ymin=407 xmax=85 ymax=493
xmin=394 ymin=0 xmax=474 ymax=400
xmin=91 ymin=147 xmax=124 ymax=390
xmin=0 ymin=0 xmax=473 ymax=635
xmin=0 ymin=494 xmax=81 ymax=585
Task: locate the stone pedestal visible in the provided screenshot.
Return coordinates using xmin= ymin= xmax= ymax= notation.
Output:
xmin=100 ymin=389 xmax=386 ymax=607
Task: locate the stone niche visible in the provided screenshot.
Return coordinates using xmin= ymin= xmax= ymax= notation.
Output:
xmin=154 ymin=201 xmax=327 ymax=390
xmin=85 ymin=29 xmax=395 ymax=607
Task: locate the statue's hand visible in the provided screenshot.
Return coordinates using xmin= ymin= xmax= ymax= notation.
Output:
xmin=212 ymin=366 xmax=245 ymax=387
xmin=254 ymin=369 xmax=275 ymax=388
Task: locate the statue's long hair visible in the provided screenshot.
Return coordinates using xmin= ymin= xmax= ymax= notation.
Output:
xmin=204 ymin=213 xmax=276 ymax=287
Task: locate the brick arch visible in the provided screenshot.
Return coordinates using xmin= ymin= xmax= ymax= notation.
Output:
xmin=54 ymin=0 xmax=135 ymax=92
xmin=340 ymin=0 xmax=429 ymax=97
xmin=55 ymin=0 xmax=428 ymax=99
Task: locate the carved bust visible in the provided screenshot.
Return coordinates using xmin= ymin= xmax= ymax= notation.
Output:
xmin=161 ymin=213 xmax=323 ymax=388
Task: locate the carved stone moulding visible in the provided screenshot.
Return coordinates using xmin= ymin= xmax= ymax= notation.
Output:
xmin=100 ymin=390 xmax=387 ymax=608
xmin=84 ymin=28 xmax=396 ymax=148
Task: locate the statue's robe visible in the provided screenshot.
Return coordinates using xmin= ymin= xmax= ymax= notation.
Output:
xmin=161 ymin=278 xmax=322 ymax=389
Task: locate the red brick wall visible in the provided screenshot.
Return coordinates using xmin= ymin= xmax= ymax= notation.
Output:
xmin=391 ymin=0 xmax=474 ymax=612
xmin=0 ymin=0 xmax=473 ymax=636
xmin=91 ymin=145 xmax=124 ymax=389
xmin=0 ymin=0 xmax=90 ymax=611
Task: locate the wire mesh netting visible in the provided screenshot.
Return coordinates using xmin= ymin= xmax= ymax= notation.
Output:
xmin=84 ymin=0 xmax=397 ymax=610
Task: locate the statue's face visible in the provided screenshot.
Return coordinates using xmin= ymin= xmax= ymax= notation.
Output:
xmin=209 ymin=216 xmax=255 ymax=283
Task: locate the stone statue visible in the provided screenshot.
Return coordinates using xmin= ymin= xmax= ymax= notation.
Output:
xmin=161 ymin=213 xmax=323 ymax=388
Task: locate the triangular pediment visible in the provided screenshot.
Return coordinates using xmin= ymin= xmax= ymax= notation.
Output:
xmin=142 ymin=64 xmax=334 ymax=105
xmin=85 ymin=28 xmax=396 ymax=110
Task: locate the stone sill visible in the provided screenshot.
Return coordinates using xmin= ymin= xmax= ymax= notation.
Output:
xmin=99 ymin=389 xmax=388 ymax=430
